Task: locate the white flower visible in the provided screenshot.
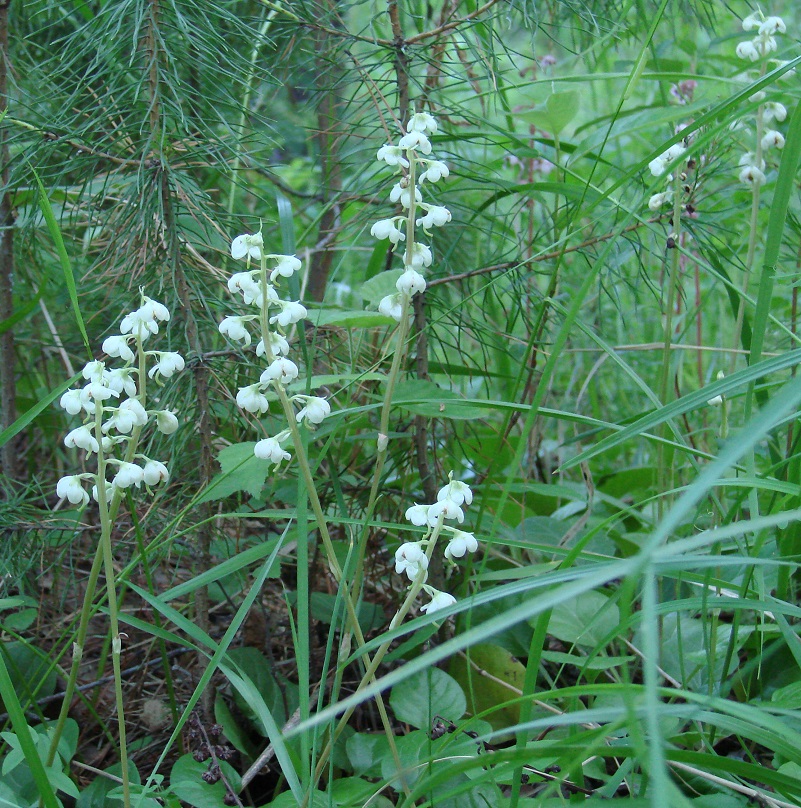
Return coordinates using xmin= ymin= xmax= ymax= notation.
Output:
xmin=106 ymin=368 xmax=138 ymax=398
xmin=60 ymin=389 xmax=84 ymax=415
xmin=407 ymin=112 xmax=438 ymax=135
xmin=416 ymin=205 xmax=451 ymax=230
xmin=378 ymin=294 xmax=404 ymax=322
xmin=739 ymin=165 xmax=766 ymax=186
xmin=739 ymin=152 xmax=765 ymax=170
xmin=394 ymin=542 xmax=429 ymax=581
xmin=260 ymin=357 xmax=299 ymax=385
xmin=82 ymin=360 xmax=106 ymax=382
xmin=231 ymin=231 xmax=263 ymax=261
xmin=405 ymin=503 xmax=430 ymax=526
xmin=421 ymin=590 xmax=457 ymax=614
xmin=761 ymin=130 xmax=785 ymax=150
xmin=112 ymin=462 xmax=145 ymax=489
xmin=741 ymin=12 xmax=761 ymax=31
xmin=708 ymin=394 xmax=723 ymax=406
xmin=756 ymin=36 xmax=777 ymax=56
xmin=648 ymin=192 xmax=670 ymax=211
xmin=57 ymin=475 xmax=89 ymax=506
xmin=148 ymin=351 xmax=185 ymax=379
xmin=219 ymin=316 xmax=252 ymax=346
xmin=444 ymin=530 xmax=478 ymax=561
xmin=254 ymin=436 xmax=291 ymax=464
xmin=256 ymin=332 xmax=290 ymax=357
xmin=389 ymin=183 xmax=422 ymax=209
xmin=270 ymin=301 xmax=307 ymax=328
xmin=648 ymin=156 xmax=666 ymax=177
xmin=376 ymin=144 xmax=410 ymax=168
xmin=295 ymin=396 xmax=331 ymax=426
xmin=764 ymin=102 xmax=787 ymax=123
xmin=228 ymin=272 xmax=261 ymax=303
xmin=398 ymin=130 xmax=432 ymax=154
xmin=142 ymin=460 xmax=169 ymax=486
xmin=437 ymin=476 xmax=473 ymax=507
xmin=759 ymin=16 xmax=785 ymax=36
xmin=91 ymin=480 xmax=114 ymax=503
xmin=270 ymin=254 xmax=302 ymax=283
xmin=736 ymin=40 xmax=759 ymax=61
xmin=64 ymin=425 xmax=99 ymax=454
xmin=102 ymin=335 xmax=135 ymax=363
xmin=406 ymin=243 xmax=432 ymax=270
xmin=371 ymin=219 xmax=406 ymax=244
xmin=426 ymin=498 xmax=465 ymax=526
xmin=103 ymin=398 xmax=149 ymax=435
xmin=140 ymin=296 xmax=170 ymax=323
xmin=749 ymin=90 xmax=766 ymax=103
xmin=419 ymin=160 xmax=449 ymax=183
xmin=237 ymin=385 xmax=270 ymax=414
xmin=396 ymin=269 xmax=426 ymax=296
xmin=155 ymin=410 xmax=179 ymax=435
xmin=120 ymin=308 xmax=159 ymax=339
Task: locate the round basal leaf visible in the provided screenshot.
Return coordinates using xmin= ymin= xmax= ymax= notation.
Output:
xmin=389 ymin=666 xmax=465 ymax=729
xmin=393 ymin=378 xmax=491 ymax=420
xmin=360 ymin=270 xmax=402 ymax=307
xmin=308 ymin=308 xmax=398 ymax=328
xmin=517 ymin=90 xmax=580 ymax=134
xmin=345 ymin=732 xmax=387 ymax=777
xmin=545 ymin=590 xmax=620 ymax=648
xmin=170 ymin=754 xmax=241 ymax=808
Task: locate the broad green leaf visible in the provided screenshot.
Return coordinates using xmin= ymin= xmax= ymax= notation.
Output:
xmin=390 ymin=667 xmax=465 ymax=729
xmin=546 ymin=590 xmax=620 ymax=649
xmin=169 ymin=754 xmax=240 ymax=808
xmin=517 ymin=90 xmax=580 ymax=134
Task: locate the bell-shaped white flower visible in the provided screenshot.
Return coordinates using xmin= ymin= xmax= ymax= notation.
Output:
xmin=257 ymin=332 xmax=290 ymax=357
xmin=270 ymin=301 xmax=307 ymax=328
xmin=270 ymin=254 xmax=302 ymax=283
xmin=102 ymin=398 xmax=149 ymax=435
xmin=438 ymin=476 xmax=473 ymax=507
xmin=57 ymin=475 xmax=89 ymax=506
xmin=120 ymin=308 xmax=159 ymax=339
xmin=739 ymin=165 xmax=766 ymax=186
xmin=389 ymin=183 xmax=422 ymax=209
xmin=420 ymin=589 xmax=456 ymax=614
xmin=756 ymin=36 xmax=777 ymax=56
xmin=378 ymin=293 xmax=404 ymax=322
xmin=106 ymin=368 xmax=138 ymax=398
xmin=396 ymin=269 xmax=426 ymax=296
xmin=736 ymin=40 xmax=759 ymax=61
xmin=407 ymin=112 xmax=437 ymax=135
xmin=648 ymin=191 xmax=671 ymax=211
xmin=148 ymin=351 xmax=185 ymax=380
xmin=295 ymin=396 xmax=330 ymax=426
xmin=60 ymin=389 xmax=84 ymax=415
xmin=254 ymin=435 xmax=291 ymax=464
xmin=405 ymin=503 xmax=430 ymax=526
xmin=103 ymin=335 xmax=135 ymax=363
xmin=140 ymin=296 xmax=170 ymax=324
xmin=64 ymin=425 xmax=100 ymax=454
xmin=426 ymin=498 xmax=465 ymax=526
xmin=84 ymin=380 xmax=118 ymax=404
xmin=398 ymin=130 xmax=432 ymax=154
xmin=92 ymin=480 xmax=114 ymax=503
xmin=406 ymin=243 xmax=432 ymax=270
xmin=112 ymin=461 xmax=145 ymax=489
xmin=155 ymin=410 xmax=179 ymax=435
xmin=260 ymin=357 xmax=299 ymax=386
xmin=376 ymin=144 xmax=410 ymax=168
xmin=142 ymin=460 xmax=169 ymax=486
xmin=219 ymin=316 xmax=252 ymax=346
xmin=394 ymin=542 xmax=429 ymax=581
xmin=82 ymin=360 xmax=106 ymax=382
xmin=761 ymin=130 xmax=785 ymax=150
xmin=419 ymin=160 xmax=449 ymax=183
xmin=764 ymin=102 xmax=787 ymax=123
xmin=231 ymin=231 xmax=264 ymax=261
xmin=741 ymin=12 xmax=761 ymax=31
xmin=444 ymin=530 xmax=478 ymax=561
xmin=237 ymin=384 xmax=270 ymax=414
xmin=371 ymin=218 xmax=406 ymax=244
xmin=416 ymin=205 xmax=451 ymax=230
xmin=228 ymin=272 xmax=261 ymax=303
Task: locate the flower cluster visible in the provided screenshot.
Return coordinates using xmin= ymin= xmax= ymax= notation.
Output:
xmin=371 ymin=112 xmax=450 ymax=322
xmin=393 ymin=474 xmax=478 ymax=614
xmin=56 ymin=293 xmax=182 ymax=506
xmin=646 ymin=127 xmax=696 ymax=213
xmin=734 ymin=11 xmax=789 ymax=188
xmin=221 ymin=230 xmax=331 ymax=467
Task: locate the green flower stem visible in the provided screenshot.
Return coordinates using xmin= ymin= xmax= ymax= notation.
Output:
xmin=311 ymin=515 xmax=447 ymax=788
xmin=92 ymin=395 xmax=131 ymax=808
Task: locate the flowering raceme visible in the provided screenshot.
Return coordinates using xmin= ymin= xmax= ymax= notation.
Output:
xmin=56 ymin=292 xmax=183 ymax=507
xmin=372 ymin=111 xmax=450 ymax=323
xmin=220 ymin=229 xmax=333 ymax=469
xmin=395 ymin=473 xmax=479 ymax=615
